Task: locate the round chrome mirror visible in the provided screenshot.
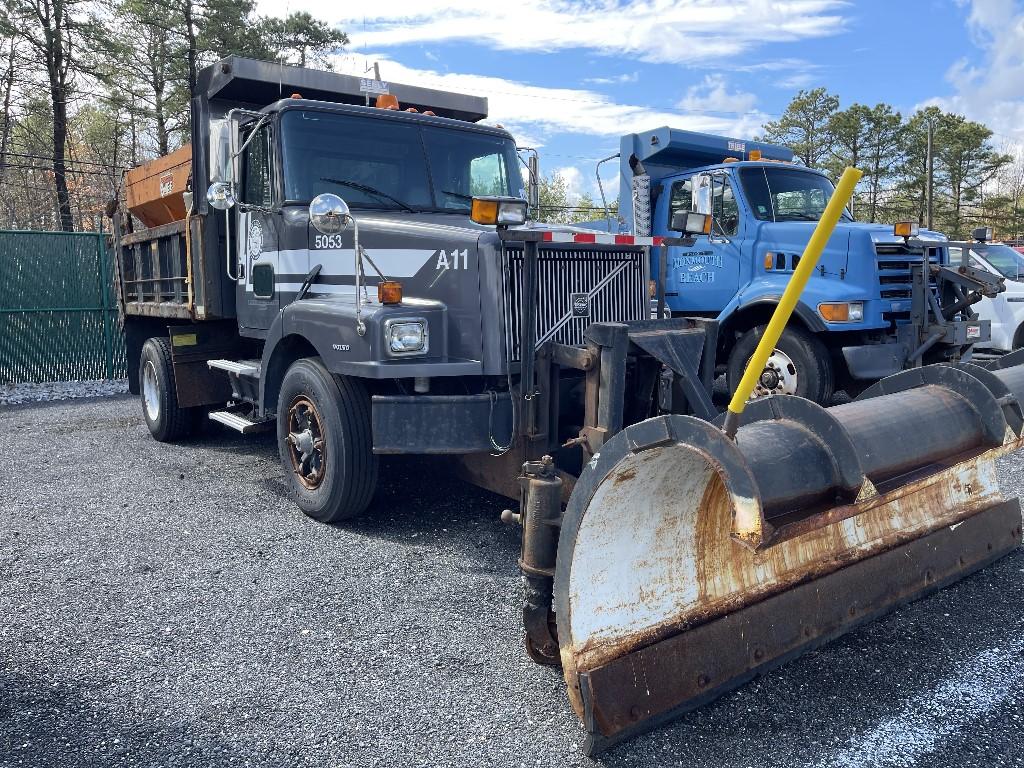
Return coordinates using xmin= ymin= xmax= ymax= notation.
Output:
xmin=309 ymin=193 xmax=351 ymax=235
xmin=207 ymin=182 xmax=236 ymax=211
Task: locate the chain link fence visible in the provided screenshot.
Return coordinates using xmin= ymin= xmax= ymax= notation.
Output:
xmin=0 ymin=230 xmax=126 ymax=383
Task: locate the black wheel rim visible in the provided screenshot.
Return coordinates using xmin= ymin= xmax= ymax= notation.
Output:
xmin=286 ymin=396 xmax=327 ymax=490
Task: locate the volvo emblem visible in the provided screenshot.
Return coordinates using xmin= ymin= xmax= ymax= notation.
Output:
xmin=570 ymin=292 xmax=590 ymax=318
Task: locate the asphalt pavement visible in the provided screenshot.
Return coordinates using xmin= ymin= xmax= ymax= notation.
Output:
xmin=3 ymin=394 xmax=1024 ymax=768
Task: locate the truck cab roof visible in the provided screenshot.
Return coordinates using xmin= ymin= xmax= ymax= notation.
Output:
xmin=658 ymin=159 xmax=828 ymax=181
xmin=257 ymin=98 xmax=514 ymax=140
xmin=197 ymin=55 xmax=489 ymax=122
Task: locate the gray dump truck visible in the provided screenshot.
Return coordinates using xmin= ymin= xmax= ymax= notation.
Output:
xmin=112 ymin=55 xmax=1024 ymax=754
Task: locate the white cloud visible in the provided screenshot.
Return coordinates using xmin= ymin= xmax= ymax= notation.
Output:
xmin=331 ymin=53 xmax=771 ymax=145
xmin=933 ymin=0 xmax=1024 ymax=141
xmin=271 ymin=0 xmax=849 ymax=66
xmin=583 ymin=72 xmax=640 ymax=86
xmin=554 ymin=166 xmax=589 ymax=202
xmin=677 ymin=74 xmax=758 ymax=115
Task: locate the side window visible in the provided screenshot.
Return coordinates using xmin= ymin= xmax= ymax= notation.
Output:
xmin=712 ymin=176 xmax=739 ymax=237
xmin=469 ymin=154 xmax=508 ymax=197
xmin=243 ymin=125 xmax=273 ymax=207
xmin=667 ymin=179 xmax=692 ymax=228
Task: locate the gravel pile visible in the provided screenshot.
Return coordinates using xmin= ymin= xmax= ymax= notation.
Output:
xmin=0 ymin=378 xmax=129 ymax=406
xmin=2 ymin=396 xmax=1024 ymax=768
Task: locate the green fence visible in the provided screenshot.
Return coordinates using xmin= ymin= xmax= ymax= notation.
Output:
xmin=0 ymin=230 xmax=126 ymax=383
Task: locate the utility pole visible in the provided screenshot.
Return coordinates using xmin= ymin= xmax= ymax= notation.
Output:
xmin=926 ymin=120 xmax=934 ymax=230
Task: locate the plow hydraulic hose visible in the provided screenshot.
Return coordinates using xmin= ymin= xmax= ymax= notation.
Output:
xmin=723 ymin=166 xmax=863 ymax=438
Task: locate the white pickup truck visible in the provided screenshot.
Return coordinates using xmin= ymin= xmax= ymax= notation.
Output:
xmin=949 ymin=237 xmax=1024 ymax=352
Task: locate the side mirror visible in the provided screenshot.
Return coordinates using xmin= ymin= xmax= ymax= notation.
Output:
xmin=309 ymin=193 xmax=352 ymax=234
xmin=209 ymin=119 xmax=234 ymax=184
xmin=207 ymin=182 xmax=236 ymax=210
xmin=692 ymin=174 xmax=712 ymax=215
xmin=671 ymin=210 xmax=713 ymax=236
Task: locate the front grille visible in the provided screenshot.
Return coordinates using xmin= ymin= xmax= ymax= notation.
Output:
xmin=875 ymin=244 xmax=941 ymax=301
xmin=502 ymin=246 xmax=648 ymax=361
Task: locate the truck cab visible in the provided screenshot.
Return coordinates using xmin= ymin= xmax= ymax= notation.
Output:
xmin=619 ymin=127 xmax=991 ymax=402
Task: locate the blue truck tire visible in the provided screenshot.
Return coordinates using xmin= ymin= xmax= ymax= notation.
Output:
xmin=727 ymin=325 xmax=834 ymax=406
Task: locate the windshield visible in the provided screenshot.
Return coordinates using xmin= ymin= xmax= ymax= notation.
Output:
xmin=973 ymin=244 xmax=1024 ymax=280
xmin=280 ymin=110 xmax=524 ymax=212
xmin=739 ymin=166 xmax=853 ymax=223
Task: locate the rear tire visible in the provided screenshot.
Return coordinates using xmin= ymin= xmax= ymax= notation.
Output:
xmin=727 ymin=325 xmax=834 ymax=406
xmin=140 ymin=336 xmax=196 ymax=442
xmin=277 ymin=358 xmax=378 ymax=522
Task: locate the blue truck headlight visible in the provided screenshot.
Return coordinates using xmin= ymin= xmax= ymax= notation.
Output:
xmin=385 ymin=319 xmax=428 ymax=355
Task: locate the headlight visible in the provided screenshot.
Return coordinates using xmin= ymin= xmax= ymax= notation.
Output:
xmin=385 ymin=319 xmax=428 ymax=355
xmin=818 ymin=301 xmax=864 ymax=323
xmin=470 ymin=196 xmax=528 ymax=226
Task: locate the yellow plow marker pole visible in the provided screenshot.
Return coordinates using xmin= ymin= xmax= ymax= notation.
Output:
xmin=722 ymin=165 xmax=863 ymax=439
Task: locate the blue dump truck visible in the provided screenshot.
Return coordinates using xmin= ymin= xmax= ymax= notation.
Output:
xmin=617 ymin=127 xmax=998 ymax=403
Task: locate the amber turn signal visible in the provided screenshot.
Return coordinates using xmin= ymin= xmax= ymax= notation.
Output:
xmin=471 ymin=198 xmax=500 ymax=225
xmin=378 ymin=280 xmax=403 ymax=305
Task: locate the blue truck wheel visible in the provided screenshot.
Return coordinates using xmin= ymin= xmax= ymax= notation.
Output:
xmin=727 ymin=326 xmax=834 ymax=406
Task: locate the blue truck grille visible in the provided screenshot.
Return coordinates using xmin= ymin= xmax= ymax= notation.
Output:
xmin=875 ymin=244 xmax=941 ymax=325
xmin=502 ymin=246 xmax=648 ymax=362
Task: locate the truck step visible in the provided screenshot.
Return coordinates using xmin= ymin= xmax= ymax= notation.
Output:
xmin=208 ymin=409 xmax=274 ymax=434
xmin=208 ymin=359 xmax=261 ymax=377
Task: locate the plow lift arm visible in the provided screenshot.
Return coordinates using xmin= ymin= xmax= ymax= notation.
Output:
xmin=901 ymin=230 xmax=1005 ymax=365
xmin=502 ymin=168 xmax=1024 ymax=756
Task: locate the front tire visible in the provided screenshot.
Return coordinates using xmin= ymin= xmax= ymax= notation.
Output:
xmin=727 ymin=325 xmax=834 ymax=406
xmin=140 ymin=336 xmax=197 ymax=442
xmin=277 ymin=358 xmax=378 ymax=522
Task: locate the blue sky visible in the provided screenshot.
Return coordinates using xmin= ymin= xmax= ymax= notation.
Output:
xmin=259 ymin=0 xmax=1024 ymax=201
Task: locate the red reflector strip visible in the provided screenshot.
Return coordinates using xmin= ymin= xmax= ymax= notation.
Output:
xmin=537 ymin=231 xmax=665 ymax=246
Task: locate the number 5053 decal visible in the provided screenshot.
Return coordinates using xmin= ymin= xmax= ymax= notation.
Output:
xmin=314 ymin=234 xmax=346 ymax=249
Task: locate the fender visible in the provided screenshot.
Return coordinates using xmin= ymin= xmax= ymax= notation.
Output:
xmin=260 ymin=296 xmax=482 ymax=414
xmin=717 ymin=294 xmax=827 ymax=334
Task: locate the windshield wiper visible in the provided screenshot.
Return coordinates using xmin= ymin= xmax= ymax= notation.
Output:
xmin=319 ymin=177 xmax=415 ymax=213
xmin=776 ymin=213 xmax=819 ymax=221
xmin=440 ymin=189 xmax=474 ymax=202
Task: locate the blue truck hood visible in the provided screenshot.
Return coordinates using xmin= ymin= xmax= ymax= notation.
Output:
xmin=755 ymin=221 xmax=946 ymax=265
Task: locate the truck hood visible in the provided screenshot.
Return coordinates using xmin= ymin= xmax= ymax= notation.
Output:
xmin=758 ymin=220 xmax=946 ymax=252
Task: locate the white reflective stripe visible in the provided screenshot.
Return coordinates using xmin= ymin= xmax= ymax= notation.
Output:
xmin=544 ymin=232 xmax=575 ymax=243
xmin=246 ymin=283 xmax=359 ymax=296
xmin=272 ymin=247 xmax=438 ymax=277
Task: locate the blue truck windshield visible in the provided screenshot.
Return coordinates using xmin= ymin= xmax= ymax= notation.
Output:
xmin=739 ymin=166 xmax=853 ymax=223
xmin=280 ymin=110 xmax=523 ymax=211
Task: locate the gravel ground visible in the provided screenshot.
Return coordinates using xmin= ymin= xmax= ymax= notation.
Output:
xmin=0 ymin=379 xmax=128 ymax=406
xmin=3 ymin=395 xmax=1024 ymax=768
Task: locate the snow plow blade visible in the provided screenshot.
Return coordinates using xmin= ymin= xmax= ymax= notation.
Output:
xmin=554 ymin=367 xmax=1024 ymax=755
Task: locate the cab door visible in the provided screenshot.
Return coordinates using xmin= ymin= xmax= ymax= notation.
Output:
xmin=236 ymin=121 xmax=280 ymax=333
xmin=663 ymin=171 xmax=743 ymax=313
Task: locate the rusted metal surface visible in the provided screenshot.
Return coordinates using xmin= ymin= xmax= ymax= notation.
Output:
xmin=574 ymin=498 xmax=1022 ymax=755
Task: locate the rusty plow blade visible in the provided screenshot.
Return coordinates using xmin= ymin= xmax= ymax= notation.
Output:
xmin=554 ymin=365 xmax=1024 ymax=755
